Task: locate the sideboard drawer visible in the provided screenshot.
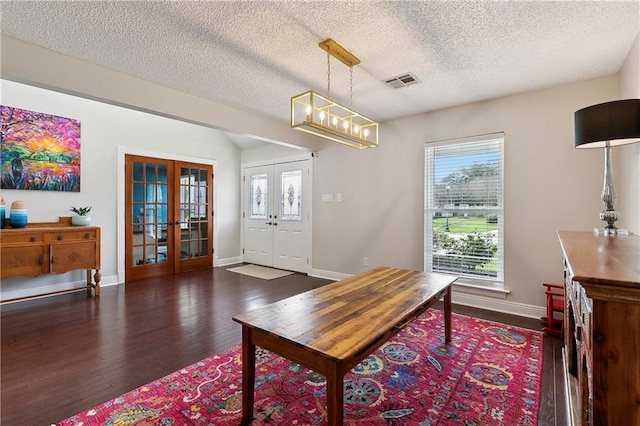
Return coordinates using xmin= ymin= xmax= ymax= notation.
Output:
xmin=0 ymin=233 xmax=44 ymax=244
xmin=46 ymin=229 xmax=97 ymax=242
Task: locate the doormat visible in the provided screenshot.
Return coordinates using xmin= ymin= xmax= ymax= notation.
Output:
xmin=227 ymin=264 xmax=294 ymax=280
xmin=57 ymin=310 xmax=543 ymax=425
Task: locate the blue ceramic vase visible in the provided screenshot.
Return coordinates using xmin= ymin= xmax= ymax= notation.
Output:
xmin=9 ymin=201 xmax=28 ymax=228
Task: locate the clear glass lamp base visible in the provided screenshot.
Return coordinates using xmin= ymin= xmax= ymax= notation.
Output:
xmin=594 ymin=227 xmax=631 ymax=236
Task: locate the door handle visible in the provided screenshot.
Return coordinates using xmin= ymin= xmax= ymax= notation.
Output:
xmin=266 ymin=222 xmax=272 ymax=226
xmin=273 ymin=222 xmax=278 ymax=226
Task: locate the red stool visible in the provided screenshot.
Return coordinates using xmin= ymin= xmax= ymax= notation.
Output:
xmin=541 ymin=283 xmax=564 ymax=337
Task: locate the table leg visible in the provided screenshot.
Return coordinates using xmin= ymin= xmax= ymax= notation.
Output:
xmin=325 ymin=363 xmax=344 ymax=426
xmin=241 ymin=327 xmax=256 ymax=425
xmin=444 ymin=285 xmax=452 ymax=343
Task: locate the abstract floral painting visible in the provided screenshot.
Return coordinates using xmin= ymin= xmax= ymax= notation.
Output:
xmin=1 ymin=105 xmax=81 ymax=191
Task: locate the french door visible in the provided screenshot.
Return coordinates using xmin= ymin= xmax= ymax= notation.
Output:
xmin=125 ymin=155 xmax=213 ymax=281
xmin=243 ymin=160 xmax=311 ymax=273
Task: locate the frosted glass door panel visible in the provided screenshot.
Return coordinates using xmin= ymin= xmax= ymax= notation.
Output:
xmin=250 ymin=173 xmax=268 ymax=219
xmin=280 ymin=170 xmax=302 ymax=221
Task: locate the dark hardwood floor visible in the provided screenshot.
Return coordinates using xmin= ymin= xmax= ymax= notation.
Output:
xmin=1 ymin=266 xmax=565 ymax=425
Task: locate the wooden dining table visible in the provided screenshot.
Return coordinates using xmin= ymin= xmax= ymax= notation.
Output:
xmin=232 ymin=266 xmax=457 ymax=426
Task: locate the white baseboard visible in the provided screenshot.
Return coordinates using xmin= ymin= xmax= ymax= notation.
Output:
xmin=217 ymin=256 xmax=243 ymax=267
xmin=452 ymin=291 xmax=545 ymax=319
xmin=309 ymin=268 xmax=350 ymax=281
xmin=1 ymin=274 xmax=120 ymax=304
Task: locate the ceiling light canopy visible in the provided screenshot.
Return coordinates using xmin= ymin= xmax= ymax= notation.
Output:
xmin=291 ymin=39 xmax=379 ymax=149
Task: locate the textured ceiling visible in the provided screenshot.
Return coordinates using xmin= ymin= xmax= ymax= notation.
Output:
xmin=1 ymin=1 xmax=639 ymax=147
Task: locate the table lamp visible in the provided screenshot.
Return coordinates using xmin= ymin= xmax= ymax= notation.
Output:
xmin=574 ymin=99 xmax=640 ymax=235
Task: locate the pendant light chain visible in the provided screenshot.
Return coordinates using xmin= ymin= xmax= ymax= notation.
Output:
xmin=349 ymin=66 xmax=353 ymax=108
xmin=327 ymin=52 xmax=331 ymax=100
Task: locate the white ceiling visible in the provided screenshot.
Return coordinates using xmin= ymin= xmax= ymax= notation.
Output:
xmin=1 ymin=1 xmax=639 ymax=149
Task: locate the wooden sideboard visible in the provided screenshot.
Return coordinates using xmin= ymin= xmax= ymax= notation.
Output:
xmin=558 ymin=231 xmax=640 ymax=425
xmin=1 ymin=217 xmax=101 ymax=303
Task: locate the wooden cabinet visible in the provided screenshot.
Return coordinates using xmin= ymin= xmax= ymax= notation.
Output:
xmin=558 ymin=231 xmax=640 ymax=425
xmin=1 ymin=217 xmax=101 ymax=302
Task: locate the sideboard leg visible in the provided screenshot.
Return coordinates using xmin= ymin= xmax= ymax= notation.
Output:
xmin=93 ymin=270 xmax=102 ymax=296
xmin=86 ymin=270 xmax=93 ymax=296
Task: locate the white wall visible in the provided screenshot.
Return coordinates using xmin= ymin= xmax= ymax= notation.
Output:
xmin=1 ymin=80 xmax=242 ymax=299
xmin=2 ymin=33 xmax=635 ymax=315
xmin=618 ymin=32 xmax=640 ymax=234
xmin=312 ymin=76 xmax=619 ymax=309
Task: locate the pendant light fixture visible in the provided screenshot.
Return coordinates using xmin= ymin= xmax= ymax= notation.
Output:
xmin=291 ymin=39 xmax=379 ymax=149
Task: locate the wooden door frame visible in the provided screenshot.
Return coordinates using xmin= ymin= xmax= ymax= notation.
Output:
xmin=117 ymin=147 xmax=218 ymax=284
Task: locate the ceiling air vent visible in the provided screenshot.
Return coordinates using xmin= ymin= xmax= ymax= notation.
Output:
xmin=383 ymin=72 xmax=421 ymax=89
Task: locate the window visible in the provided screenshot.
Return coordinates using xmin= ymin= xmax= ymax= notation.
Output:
xmin=424 ymin=133 xmax=504 ymax=288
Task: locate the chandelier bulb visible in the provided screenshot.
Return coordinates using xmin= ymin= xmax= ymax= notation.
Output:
xmin=332 ymin=117 xmax=338 ymax=127
xmin=305 ymin=105 xmax=312 ymax=122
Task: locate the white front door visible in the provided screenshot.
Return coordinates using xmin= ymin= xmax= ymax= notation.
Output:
xmin=243 ymin=160 xmax=311 ymax=273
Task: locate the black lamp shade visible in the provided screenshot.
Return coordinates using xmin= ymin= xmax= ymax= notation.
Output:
xmin=574 ymin=99 xmax=640 ymax=148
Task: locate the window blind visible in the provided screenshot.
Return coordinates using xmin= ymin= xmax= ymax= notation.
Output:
xmin=425 ymin=133 xmax=504 ymax=285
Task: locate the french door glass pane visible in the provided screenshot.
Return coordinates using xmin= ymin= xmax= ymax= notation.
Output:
xmin=250 ymin=173 xmax=268 ymax=219
xmin=280 ymin=170 xmax=302 ymax=221
xmin=156 ymin=166 xmax=168 ymax=260
xmin=179 ymin=166 xmax=209 ymax=260
xmin=132 ymin=161 xmax=167 ymax=266
xmin=132 ymin=162 xmax=143 ymax=181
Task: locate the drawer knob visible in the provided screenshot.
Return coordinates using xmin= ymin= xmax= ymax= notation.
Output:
xmin=84 ymin=233 xmax=90 ymax=239
xmin=57 ymin=234 xmax=63 ymax=240
xmin=38 ymin=256 xmax=43 ymax=265
xmin=30 ymin=236 xmax=36 ymax=242
xmin=51 ymin=256 xmax=56 ymax=264
xmin=594 ymin=333 xmax=604 ymax=342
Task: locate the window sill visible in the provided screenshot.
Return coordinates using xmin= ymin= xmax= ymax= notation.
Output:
xmin=452 ymin=280 xmax=510 ymax=299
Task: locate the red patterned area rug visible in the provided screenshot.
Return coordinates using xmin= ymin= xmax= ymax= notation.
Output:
xmin=58 ymin=310 xmax=543 ymax=425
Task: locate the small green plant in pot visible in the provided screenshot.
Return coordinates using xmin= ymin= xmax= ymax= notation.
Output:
xmin=70 ymin=206 xmax=92 ymax=226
